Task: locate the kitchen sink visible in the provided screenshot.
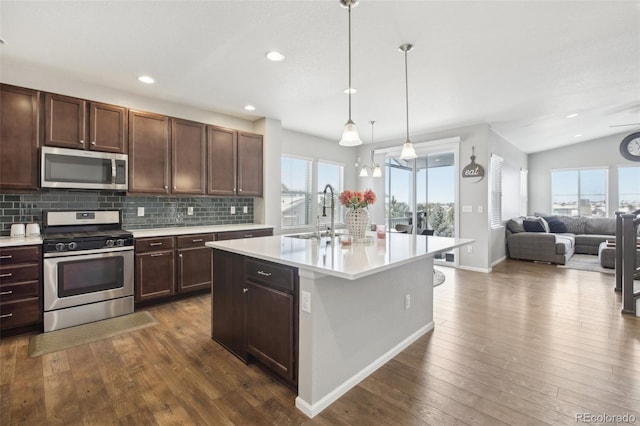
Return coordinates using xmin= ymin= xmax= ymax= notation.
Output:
xmin=284 ymin=231 xmax=346 ymax=239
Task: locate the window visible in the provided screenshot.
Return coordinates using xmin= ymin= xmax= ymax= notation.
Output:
xmin=551 ymin=168 xmax=607 ymax=217
xmin=317 ymin=161 xmax=344 ymax=227
xmin=489 ymin=154 xmax=504 ymax=228
xmin=519 ymin=168 xmax=528 ymax=217
xmin=281 ymin=156 xmax=312 ymax=227
xmin=618 ymin=166 xmax=640 ymax=213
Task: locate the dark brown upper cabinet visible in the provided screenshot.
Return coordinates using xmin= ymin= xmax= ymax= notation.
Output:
xmin=207 ymin=126 xmax=263 ymax=197
xmin=172 ymin=118 xmax=206 ymax=195
xmin=0 ymin=84 xmax=40 ymax=191
xmin=237 ymin=132 xmax=263 ymax=197
xmin=44 ymin=93 xmax=127 ymax=154
xmin=128 ymin=110 xmax=170 ymax=194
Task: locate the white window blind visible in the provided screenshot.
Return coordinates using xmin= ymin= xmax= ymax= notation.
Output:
xmin=490 ymin=154 xmax=504 ymax=228
xmin=281 ymin=156 xmax=312 ymax=227
xmin=519 ymin=168 xmax=528 ymax=217
xmin=317 ymin=161 xmax=344 ymax=227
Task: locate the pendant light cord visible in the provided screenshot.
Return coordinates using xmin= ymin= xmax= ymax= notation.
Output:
xmin=404 ymin=48 xmax=410 ymax=143
xmin=348 ymin=3 xmax=352 ymax=121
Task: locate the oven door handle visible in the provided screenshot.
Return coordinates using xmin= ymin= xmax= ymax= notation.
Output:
xmin=44 ymin=246 xmax=134 ymax=258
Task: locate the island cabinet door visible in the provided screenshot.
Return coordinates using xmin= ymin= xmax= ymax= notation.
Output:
xmin=245 ymin=281 xmax=296 ymax=386
xmin=211 ymin=249 xmax=247 ymax=361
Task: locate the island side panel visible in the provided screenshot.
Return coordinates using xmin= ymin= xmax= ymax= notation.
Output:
xmin=296 ymin=256 xmax=434 ymax=417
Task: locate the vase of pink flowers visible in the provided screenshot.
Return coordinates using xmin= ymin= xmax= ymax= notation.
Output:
xmin=339 ymin=189 xmax=376 ymax=240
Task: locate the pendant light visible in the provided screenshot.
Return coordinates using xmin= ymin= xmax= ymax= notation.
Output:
xmin=399 ymin=43 xmax=417 ymax=160
xmin=339 ymin=0 xmax=363 ymax=146
xmin=359 ymin=121 xmax=382 ymax=177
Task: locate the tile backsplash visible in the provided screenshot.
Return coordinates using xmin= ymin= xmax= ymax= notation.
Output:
xmin=0 ymin=190 xmax=254 ymax=235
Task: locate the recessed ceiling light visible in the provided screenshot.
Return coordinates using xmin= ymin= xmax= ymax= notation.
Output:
xmin=573 ymin=134 xmax=583 ymax=138
xmin=137 ymin=75 xmax=155 ymax=84
xmin=567 ymin=113 xmax=579 ymax=118
xmin=343 ymin=87 xmax=357 ymax=94
xmin=244 ymin=105 xmax=256 ymax=111
xmin=266 ymin=51 xmax=285 ymax=62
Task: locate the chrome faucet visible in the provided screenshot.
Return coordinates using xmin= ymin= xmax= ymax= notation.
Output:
xmin=322 ymin=184 xmax=335 ymax=237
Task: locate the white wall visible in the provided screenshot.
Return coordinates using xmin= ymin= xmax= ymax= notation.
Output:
xmin=529 ymin=132 xmax=635 ymax=217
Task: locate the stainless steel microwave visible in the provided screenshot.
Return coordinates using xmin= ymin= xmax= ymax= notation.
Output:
xmin=41 ymin=146 xmax=128 ymax=190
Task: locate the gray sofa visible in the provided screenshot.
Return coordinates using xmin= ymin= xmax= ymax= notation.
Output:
xmin=506 ymin=215 xmax=617 ymax=265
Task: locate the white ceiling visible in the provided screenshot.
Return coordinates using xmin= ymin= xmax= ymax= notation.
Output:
xmin=1 ymin=0 xmax=639 ymax=154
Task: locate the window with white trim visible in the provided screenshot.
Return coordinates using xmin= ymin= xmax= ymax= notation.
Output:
xmin=489 ymin=154 xmax=504 ymax=228
xmin=519 ymin=168 xmax=528 ymax=217
xmin=551 ymin=168 xmax=607 ymax=217
xmin=618 ymin=166 xmax=640 ymax=213
xmin=281 ymin=156 xmax=312 ymax=227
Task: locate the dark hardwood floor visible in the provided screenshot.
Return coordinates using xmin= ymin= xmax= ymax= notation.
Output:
xmin=2 ymin=259 xmax=640 ymax=425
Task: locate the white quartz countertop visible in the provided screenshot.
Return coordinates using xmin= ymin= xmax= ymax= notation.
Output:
xmin=206 ymin=233 xmax=474 ymax=280
xmin=126 ymin=224 xmax=273 ymax=238
xmin=0 ymin=236 xmax=43 ymax=248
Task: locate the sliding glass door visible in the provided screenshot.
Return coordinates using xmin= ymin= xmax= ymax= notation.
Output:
xmin=385 ymin=143 xmax=458 ymax=265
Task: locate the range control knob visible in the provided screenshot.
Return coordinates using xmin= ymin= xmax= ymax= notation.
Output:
xmin=116 ymin=239 xmax=125 ymax=247
xmin=106 ymin=239 xmax=115 ymax=247
xmin=55 ymin=242 xmax=66 ymax=251
xmin=68 ymin=242 xmax=78 ymax=250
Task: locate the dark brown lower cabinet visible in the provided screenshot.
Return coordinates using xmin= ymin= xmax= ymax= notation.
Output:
xmin=176 ymin=233 xmax=214 ymax=293
xmin=211 ymin=249 xmax=298 ymax=388
xmin=135 ymin=249 xmax=175 ymax=302
xmin=0 ymin=246 xmax=42 ymax=330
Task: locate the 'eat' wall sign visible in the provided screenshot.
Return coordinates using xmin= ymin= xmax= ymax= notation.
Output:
xmin=461 ymin=147 xmax=484 ymax=183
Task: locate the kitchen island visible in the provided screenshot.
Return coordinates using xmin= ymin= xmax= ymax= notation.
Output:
xmin=206 ymin=232 xmax=472 ymax=418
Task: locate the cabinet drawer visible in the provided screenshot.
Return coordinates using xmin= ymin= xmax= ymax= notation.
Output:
xmin=0 ymin=263 xmax=39 ymax=285
xmin=0 ymin=246 xmax=41 ymax=265
xmin=135 ymin=237 xmax=175 ymax=253
xmin=0 ymin=297 xmax=41 ymax=329
xmin=176 ymin=233 xmax=214 ymax=249
xmin=216 ymin=228 xmax=273 ymax=241
xmin=0 ymin=281 xmax=39 ymax=302
xmin=245 ymin=258 xmax=296 ymax=293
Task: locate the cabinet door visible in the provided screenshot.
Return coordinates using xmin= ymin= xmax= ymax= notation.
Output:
xmin=135 ymin=250 xmax=175 ymax=302
xmin=212 ymin=249 xmax=246 ymax=361
xmin=245 ymin=281 xmax=296 ymax=384
xmin=0 ymin=85 xmax=40 ymax=191
xmin=89 ymin=102 xmax=128 ymax=153
xmin=207 ymin=125 xmax=237 ymax=196
xmin=237 ymin=132 xmax=263 ymax=197
xmin=45 ymin=93 xmax=87 ymax=149
xmin=172 ymin=118 xmax=206 ymax=194
xmin=177 ymin=246 xmax=212 ymax=293
xmin=128 ymin=110 xmax=170 ymax=194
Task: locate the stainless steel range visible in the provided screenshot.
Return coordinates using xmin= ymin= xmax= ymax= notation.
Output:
xmin=42 ymin=210 xmax=134 ymax=332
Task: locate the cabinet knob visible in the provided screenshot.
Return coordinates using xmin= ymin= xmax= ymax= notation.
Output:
xmin=91 ymin=141 xmax=96 ymax=145
xmin=243 ymin=288 xmax=249 ymax=293
xmin=79 ymin=140 xmax=85 ymax=145
xmin=179 ymin=254 xmax=183 ymax=258
xmin=164 ymin=185 xmax=168 ymax=189
xmin=239 ymin=188 xmax=242 ymax=192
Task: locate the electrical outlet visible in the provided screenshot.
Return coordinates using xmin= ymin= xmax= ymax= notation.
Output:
xmin=243 ymin=206 xmax=248 ymax=214
xmin=187 ymin=206 xmax=194 ymax=216
xmin=230 ymin=206 xmax=236 ymax=215
xmin=301 ymin=291 xmax=311 ymax=313
xmin=467 ymin=245 xmax=473 ymax=254
xmin=404 ymin=294 xmax=411 ymax=310
xmin=137 ymin=207 xmax=144 ymax=217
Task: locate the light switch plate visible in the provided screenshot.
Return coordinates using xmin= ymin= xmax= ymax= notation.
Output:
xmin=230 ymin=206 xmax=236 ymax=215
xmin=462 ymin=205 xmax=472 ymax=213
xmin=187 ymin=206 xmax=194 ymax=215
xmin=243 ymin=206 xmax=248 ymax=214
xmin=137 ymin=207 xmax=144 ymax=217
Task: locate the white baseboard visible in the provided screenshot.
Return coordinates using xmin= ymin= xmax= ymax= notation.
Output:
xmin=295 ymin=321 xmax=435 ymax=418
xmin=491 ymin=256 xmax=506 ymax=267
xmin=457 ymin=264 xmax=492 ymax=273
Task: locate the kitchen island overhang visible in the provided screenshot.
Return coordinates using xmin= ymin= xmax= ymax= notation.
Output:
xmin=206 ymin=233 xmax=473 ymax=418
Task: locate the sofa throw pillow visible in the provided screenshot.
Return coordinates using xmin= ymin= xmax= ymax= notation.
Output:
xmin=547 ymin=219 xmax=568 ymax=233
xmin=523 ymin=218 xmax=547 ymax=232
xmin=506 ymin=217 xmax=526 ymax=233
